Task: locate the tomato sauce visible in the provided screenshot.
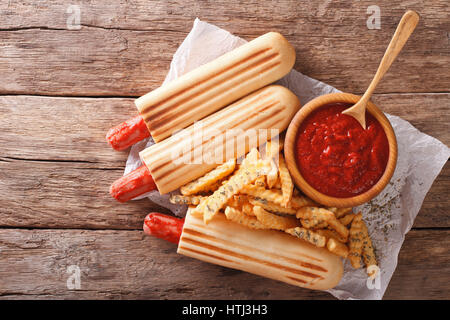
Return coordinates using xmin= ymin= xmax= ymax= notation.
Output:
xmin=295 ymin=103 xmax=389 ymax=198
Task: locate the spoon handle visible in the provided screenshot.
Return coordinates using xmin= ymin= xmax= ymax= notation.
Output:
xmin=362 ymin=10 xmax=420 ymax=101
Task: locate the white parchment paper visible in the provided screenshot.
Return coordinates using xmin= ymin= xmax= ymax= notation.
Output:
xmin=125 ymin=18 xmax=450 ymax=299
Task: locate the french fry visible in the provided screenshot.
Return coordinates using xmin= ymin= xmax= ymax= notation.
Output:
xmin=193 ymin=150 xmax=269 ymax=224
xmin=313 ymin=221 xmax=328 ymax=229
xmin=266 ymin=159 xmax=279 ymax=189
xmin=265 ymin=140 xmax=281 ymax=189
xmin=242 ymin=147 xmax=260 ymax=164
xmin=327 ymin=238 xmax=349 ymax=258
xmin=265 ymin=140 xmax=274 ymax=159
xmin=348 ymin=212 xmax=364 ymax=268
xmin=242 ymin=202 xmax=255 ymax=216
xmin=297 ymin=207 xmax=349 ymax=241
xmin=326 ymin=207 xmax=338 ymax=214
xmin=265 ymin=139 xmax=284 ymax=159
xmin=240 ymin=185 xmax=285 ymax=206
xmin=361 ymin=221 xmax=378 ymax=276
xmin=228 ymin=194 xmax=248 ymax=208
xmin=180 ymin=158 xmax=236 ymax=195
xmin=301 ymin=218 xmax=327 ymax=230
xmin=224 ymin=206 xmax=268 ymax=230
xmin=290 ymin=195 xmax=317 ymax=209
xmin=189 ymin=204 xmax=205 ymax=218
xmin=201 ymin=181 xmax=223 ymax=193
xmin=315 ymin=229 xmax=348 ymax=244
xmin=335 ymin=207 xmax=353 ymax=218
xmin=253 ymin=206 xmax=300 ymax=230
xmin=296 ymin=207 xmax=333 ymax=224
xmin=278 ymin=155 xmax=293 ymax=207
xmin=174 ymin=144 xmax=371 ymax=270
xmin=339 ymin=213 xmax=355 ymax=226
xmin=247 ymin=197 xmax=297 ymax=215
xmin=273 ymin=178 xmax=282 ymax=189
xmin=254 ymin=175 xmax=266 ymax=188
xmin=229 ymin=195 xmax=256 ymax=216
xmin=169 ymin=194 xmax=207 ymax=206
xmin=285 ymin=227 xmax=326 ymax=247
xmin=326 ymin=218 xmax=349 ymax=242
xmin=226 ymin=196 xmax=242 ymax=210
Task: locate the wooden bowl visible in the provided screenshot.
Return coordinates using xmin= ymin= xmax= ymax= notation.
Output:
xmin=284 ymin=92 xmax=398 ymax=208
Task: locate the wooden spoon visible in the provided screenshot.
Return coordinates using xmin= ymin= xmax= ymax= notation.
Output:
xmin=342 ymin=10 xmax=419 ymax=129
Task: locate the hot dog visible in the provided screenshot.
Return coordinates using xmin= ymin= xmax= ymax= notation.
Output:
xmin=106 ymin=115 xmax=150 ymax=151
xmin=143 ymin=209 xmax=343 ymax=290
xmin=143 ymin=212 xmax=184 ymax=244
xmin=110 ymin=85 xmax=300 ymax=202
xmin=106 ymin=32 xmax=295 ymax=150
xmin=110 ymin=165 xmax=156 ymax=203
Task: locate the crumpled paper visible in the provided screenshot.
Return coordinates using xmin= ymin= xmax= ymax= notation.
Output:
xmin=125 ymin=18 xmax=450 ymax=299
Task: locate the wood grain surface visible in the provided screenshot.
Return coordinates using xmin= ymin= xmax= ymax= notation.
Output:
xmin=0 ymin=229 xmax=448 ymax=299
xmin=0 ymin=0 xmax=448 ymax=299
xmin=0 ymin=0 xmax=448 ymax=96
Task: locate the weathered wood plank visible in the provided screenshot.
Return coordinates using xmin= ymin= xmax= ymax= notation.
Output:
xmin=0 ymin=29 xmax=176 ymax=96
xmin=0 ymin=96 xmax=135 ymax=167
xmin=384 ymin=229 xmax=450 ymax=299
xmin=413 ymin=162 xmax=450 ymax=228
xmin=0 ymin=93 xmax=448 ymax=229
xmin=0 ymin=228 xmax=331 ymax=299
xmin=0 ymin=160 xmax=171 ymax=230
xmin=1 ymin=94 xmax=448 ymax=165
xmin=0 ymin=1 xmax=448 ymax=95
xmin=0 ymin=0 xmax=447 ymax=302
xmin=0 ymin=228 xmax=447 ymax=299
xmin=371 ymin=93 xmax=450 ymax=143
xmin=0 ymin=155 xmax=447 ymax=230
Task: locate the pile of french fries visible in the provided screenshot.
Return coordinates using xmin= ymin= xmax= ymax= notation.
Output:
xmin=170 ymin=141 xmax=377 ymax=275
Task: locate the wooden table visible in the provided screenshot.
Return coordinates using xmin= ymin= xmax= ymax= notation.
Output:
xmin=0 ymin=1 xmax=448 ymax=299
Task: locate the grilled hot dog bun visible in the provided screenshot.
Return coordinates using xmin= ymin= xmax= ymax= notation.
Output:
xmin=178 ymin=208 xmax=343 ymax=290
xmin=139 ymin=85 xmax=300 ymax=194
xmin=135 ymin=32 xmax=295 ymax=142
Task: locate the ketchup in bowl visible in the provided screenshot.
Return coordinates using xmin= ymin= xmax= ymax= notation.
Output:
xmin=295 ymin=103 xmax=389 ymax=198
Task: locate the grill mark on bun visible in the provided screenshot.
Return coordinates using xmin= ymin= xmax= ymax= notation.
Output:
xmin=142 ymin=48 xmax=273 ymax=120
xmin=178 ymin=246 xmax=233 ymax=263
xmin=181 ymin=236 xmax=325 ymax=280
xmin=149 ymin=102 xmax=281 ymax=181
xmin=142 ymin=51 xmax=282 ymax=138
xmin=183 ymin=227 xmax=326 ymax=270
